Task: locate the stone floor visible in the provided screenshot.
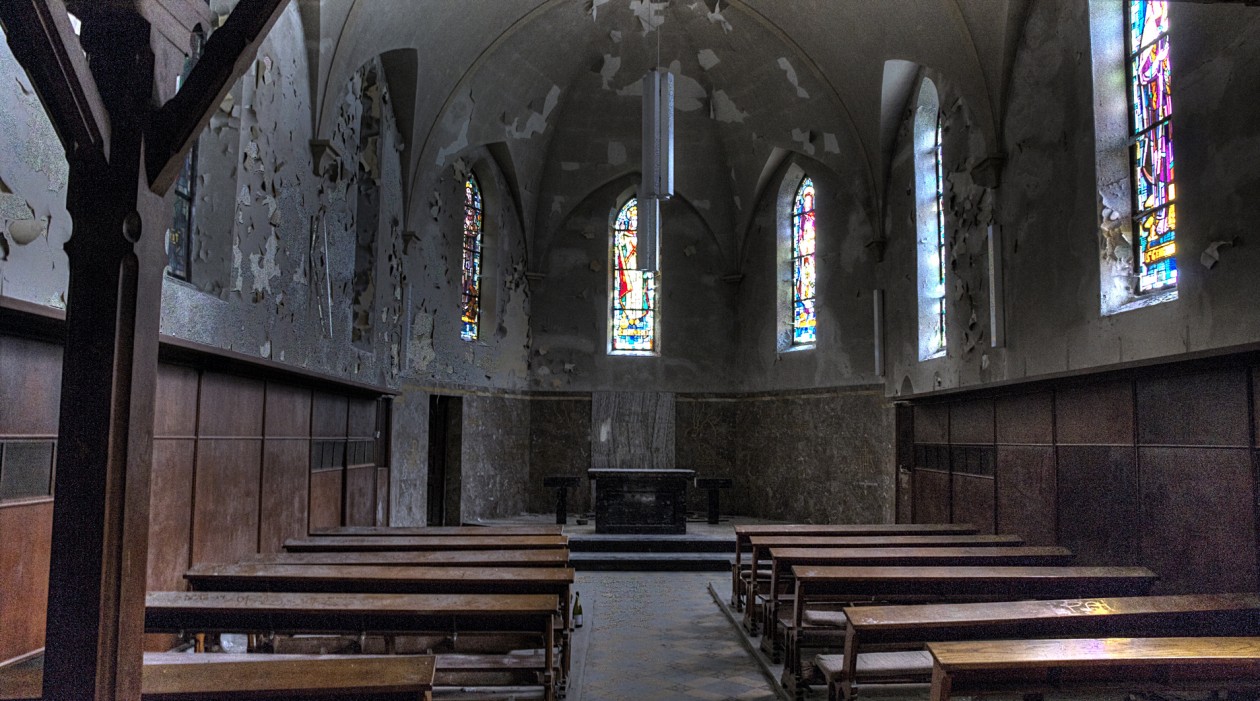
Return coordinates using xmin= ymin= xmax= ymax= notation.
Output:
xmin=568 ymin=572 xmax=782 ymax=701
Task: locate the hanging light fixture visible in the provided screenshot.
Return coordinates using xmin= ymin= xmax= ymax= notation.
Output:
xmin=638 ymin=25 xmax=674 ymax=272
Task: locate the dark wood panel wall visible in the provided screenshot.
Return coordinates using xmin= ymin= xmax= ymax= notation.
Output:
xmin=904 ymin=360 xmax=1260 ymax=594
xmin=0 ymin=332 xmax=391 ymax=664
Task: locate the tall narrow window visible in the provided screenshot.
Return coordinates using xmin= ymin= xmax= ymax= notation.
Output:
xmin=610 ymin=198 xmax=658 ymax=353
xmin=168 ymin=26 xmax=205 ymax=281
xmin=915 ymin=78 xmax=946 ymax=360
xmin=1129 ymin=0 xmax=1177 ymax=293
xmin=790 ymin=177 xmax=817 ymax=346
xmin=460 ymin=174 xmax=484 ymax=341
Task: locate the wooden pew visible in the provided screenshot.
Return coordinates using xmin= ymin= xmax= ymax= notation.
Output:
xmin=819 ymin=592 xmax=1260 ymax=701
xmin=284 ymin=535 xmax=568 ymax=552
xmin=0 ymin=653 xmax=436 ymax=701
xmin=754 ymin=547 xmax=1074 ymax=654
xmin=146 ymin=591 xmax=560 ymax=700
xmin=239 ymin=548 xmax=571 ymax=568
xmin=741 ymin=534 xmax=1025 ymax=618
xmin=312 ymin=525 xmax=564 ymax=537
xmin=927 ymin=637 xmax=1260 ymax=701
xmin=731 ymin=524 xmax=981 ymax=609
xmin=782 ymin=565 xmax=1159 ymax=699
xmin=184 ymin=563 xmax=576 ymax=686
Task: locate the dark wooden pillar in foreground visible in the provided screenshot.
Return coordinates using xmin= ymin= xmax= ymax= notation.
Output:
xmin=41 ymin=11 xmax=162 ymax=700
xmin=0 ymin=1 xmax=290 ymax=698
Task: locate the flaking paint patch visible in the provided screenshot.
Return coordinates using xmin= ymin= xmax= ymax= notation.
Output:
xmin=777 ymin=58 xmax=810 ymax=99
xmin=506 ymin=85 xmax=561 ymax=140
xmin=711 ymin=90 xmax=748 ymax=123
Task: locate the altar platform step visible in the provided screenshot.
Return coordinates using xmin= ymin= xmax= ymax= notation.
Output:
xmin=567 ymin=532 xmax=734 ymax=571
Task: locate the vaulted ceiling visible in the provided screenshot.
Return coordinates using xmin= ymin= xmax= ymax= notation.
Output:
xmin=304 ymin=0 xmax=1031 ymax=267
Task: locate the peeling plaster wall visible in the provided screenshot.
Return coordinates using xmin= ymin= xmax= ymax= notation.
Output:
xmin=529 ymin=179 xmax=737 ymax=392
xmin=882 ymin=1 xmax=1260 ymax=400
xmin=735 ymin=160 xmax=882 ymax=392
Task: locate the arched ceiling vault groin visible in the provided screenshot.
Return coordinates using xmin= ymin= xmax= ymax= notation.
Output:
xmin=313 ymin=0 xmax=1028 ymax=270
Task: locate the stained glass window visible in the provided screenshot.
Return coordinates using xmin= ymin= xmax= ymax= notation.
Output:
xmin=931 ymin=113 xmax=947 ymax=356
xmin=168 ymin=27 xmax=205 ymax=281
xmin=460 ymin=175 xmax=484 ymax=341
xmin=610 ymin=199 xmax=658 ymax=353
xmin=1129 ymin=0 xmax=1177 ymax=293
xmin=790 ymin=178 xmax=817 ymax=346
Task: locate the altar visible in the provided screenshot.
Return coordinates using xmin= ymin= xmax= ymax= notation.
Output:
xmin=587 ymin=469 xmax=695 ymax=534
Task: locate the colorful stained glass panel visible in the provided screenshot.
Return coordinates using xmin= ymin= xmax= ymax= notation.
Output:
xmin=1129 ymin=0 xmax=1169 ymax=52
xmin=791 ymin=178 xmax=818 ymax=346
xmin=611 ymin=199 xmax=657 ymax=352
xmin=1134 ymin=122 xmax=1175 ymax=214
xmin=1128 ymin=0 xmax=1177 ymax=296
xmin=1131 ymin=35 xmax=1172 ymax=133
xmin=460 ymin=175 xmax=484 ymax=341
xmin=1138 ymin=203 xmax=1177 ymax=292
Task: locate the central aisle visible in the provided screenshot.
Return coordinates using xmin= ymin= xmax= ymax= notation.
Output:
xmin=568 ymin=572 xmax=779 ymax=701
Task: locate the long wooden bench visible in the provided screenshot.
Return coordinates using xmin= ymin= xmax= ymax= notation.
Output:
xmin=284 ymin=535 xmax=569 ymax=552
xmin=732 ymin=524 xmax=980 ymax=609
xmin=0 ymin=653 xmax=436 ymax=701
xmin=312 ymin=525 xmax=564 ymax=537
xmin=927 ymin=637 xmax=1260 ymax=701
xmin=146 ymin=591 xmax=560 ymax=700
xmin=741 ymin=534 xmax=1025 ymax=619
xmin=816 ymin=592 xmax=1260 ymax=701
xmin=184 ymin=563 xmax=576 ymax=687
xmin=755 ymin=547 xmax=1074 ymax=657
xmin=782 ymin=565 xmax=1159 ymax=699
xmin=240 ymin=548 xmax=571 ymax=567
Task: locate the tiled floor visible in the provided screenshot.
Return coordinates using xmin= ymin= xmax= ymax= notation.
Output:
xmin=569 ymin=572 xmax=781 ymax=701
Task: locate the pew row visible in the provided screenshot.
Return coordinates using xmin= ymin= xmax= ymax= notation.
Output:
xmin=755 ymin=546 xmax=1074 ymax=656
xmin=284 ymin=535 xmax=569 ymax=552
xmin=239 ymin=548 xmax=571 ymax=568
xmin=731 ymin=524 xmax=981 ymax=609
xmin=782 ymin=565 xmax=1159 ymax=699
xmin=815 ymin=592 xmax=1260 ymax=701
xmin=312 ymin=525 xmax=564 ymax=537
xmin=741 ymin=534 xmax=1025 ymax=621
xmin=927 ymin=637 xmax=1260 ymax=701
xmin=0 ymin=653 xmax=436 ymax=701
xmin=146 ymin=591 xmax=561 ymax=700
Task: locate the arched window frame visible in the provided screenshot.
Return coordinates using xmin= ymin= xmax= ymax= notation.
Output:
xmin=790 ymin=176 xmax=818 ymax=348
xmin=460 ymin=173 xmax=484 ymax=342
xmin=1090 ymin=0 xmax=1179 ymax=314
xmin=1128 ymin=0 xmax=1177 ymax=294
xmin=915 ymin=78 xmax=947 ymax=361
xmin=167 ymin=24 xmax=206 ymax=281
xmin=608 ymin=197 xmax=659 ymax=355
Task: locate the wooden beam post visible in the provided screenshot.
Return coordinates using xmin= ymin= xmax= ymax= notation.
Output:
xmin=39 ymin=8 xmax=164 ymax=701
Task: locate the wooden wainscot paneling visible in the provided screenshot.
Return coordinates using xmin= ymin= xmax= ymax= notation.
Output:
xmin=950 ymin=446 xmax=995 ymax=534
xmin=1056 ymin=381 xmax=1134 ymax=445
xmin=260 ymin=441 xmax=310 ymax=553
xmin=912 ymin=444 xmax=951 ymax=524
xmin=191 ymin=440 xmax=262 ymax=565
xmin=1137 ymin=368 xmax=1250 ymax=448
xmin=995 ymin=392 xmax=1053 ymax=445
xmin=312 ymin=392 xmax=349 ymax=439
xmin=913 ymin=404 xmax=948 ymax=444
xmin=1139 ymin=447 xmax=1258 ymax=594
xmin=1056 ymin=445 xmax=1139 ymax=565
xmin=996 ymin=446 xmax=1057 ymax=545
xmin=0 ymin=336 xmax=62 ymax=437
xmin=950 ymin=400 xmax=994 ymax=445
xmin=0 ymin=500 xmax=53 ymax=665
xmin=376 ymin=467 xmax=390 ymax=526
xmin=259 ymin=384 xmax=311 ymax=553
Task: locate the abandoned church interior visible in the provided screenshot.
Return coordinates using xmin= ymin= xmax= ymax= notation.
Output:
xmin=2 ymin=0 xmax=1260 ymax=699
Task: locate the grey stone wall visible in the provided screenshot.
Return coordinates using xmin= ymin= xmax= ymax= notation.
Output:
xmin=460 ymin=395 xmax=532 ymax=521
